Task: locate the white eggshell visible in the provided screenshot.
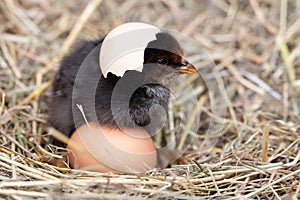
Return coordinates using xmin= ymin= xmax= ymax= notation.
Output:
xmin=68 ymin=122 xmax=157 ymax=173
xmin=99 ymin=22 xmax=161 ymax=78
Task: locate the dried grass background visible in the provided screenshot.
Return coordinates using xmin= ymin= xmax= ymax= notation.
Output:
xmin=0 ymin=0 xmax=300 ymax=199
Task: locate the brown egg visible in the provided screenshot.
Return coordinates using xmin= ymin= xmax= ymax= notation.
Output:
xmin=67 ymin=122 xmax=157 ymax=173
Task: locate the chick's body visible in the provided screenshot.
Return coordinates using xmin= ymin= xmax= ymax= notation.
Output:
xmin=50 ymin=32 xmax=195 ymax=141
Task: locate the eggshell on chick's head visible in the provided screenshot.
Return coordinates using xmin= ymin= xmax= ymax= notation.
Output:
xmin=68 ymin=122 xmax=157 ymax=173
xmin=99 ymin=22 xmax=161 ymax=78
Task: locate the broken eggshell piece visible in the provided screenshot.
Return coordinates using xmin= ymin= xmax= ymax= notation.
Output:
xmin=99 ymin=22 xmax=161 ymax=78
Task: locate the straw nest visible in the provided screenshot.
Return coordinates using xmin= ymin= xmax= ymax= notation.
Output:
xmin=0 ymin=0 xmax=299 ymax=199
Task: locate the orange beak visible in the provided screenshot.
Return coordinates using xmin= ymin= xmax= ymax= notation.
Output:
xmin=176 ymin=58 xmax=197 ymax=74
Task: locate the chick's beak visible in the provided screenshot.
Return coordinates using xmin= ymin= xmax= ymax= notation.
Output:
xmin=176 ymin=58 xmax=197 ymax=74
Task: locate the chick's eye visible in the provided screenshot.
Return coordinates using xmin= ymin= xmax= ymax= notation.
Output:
xmin=156 ymin=58 xmax=169 ymax=65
